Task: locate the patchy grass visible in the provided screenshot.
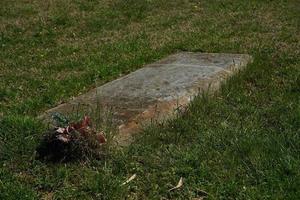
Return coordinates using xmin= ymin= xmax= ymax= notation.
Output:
xmin=0 ymin=0 xmax=299 ymax=199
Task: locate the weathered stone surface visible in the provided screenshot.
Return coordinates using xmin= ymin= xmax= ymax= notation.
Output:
xmin=41 ymin=52 xmax=252 ymax=144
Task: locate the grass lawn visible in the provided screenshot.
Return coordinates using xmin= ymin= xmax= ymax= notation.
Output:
xmin=1 ymin=0 xmax=299 ymax=199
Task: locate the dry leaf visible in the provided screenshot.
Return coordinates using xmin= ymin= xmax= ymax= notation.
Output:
xmin=197 ymin=189 xmax=208 ymax=196
xmin=56 ymin=134 xmax=71 ymax=143
xmin=169 ymin=177 xmax=183 ymax=191
xmin=66 ymin=125 xmax=74 ymax=134
xmin=71 ymin=116 xmax=91 ymax=131
xmin=121 ymin=174 xmax=136 ymax=186
xmin=56 ymin=127 xmax=65 ymax=134
xmin=96 ymin=131 xmax=107 ymax=144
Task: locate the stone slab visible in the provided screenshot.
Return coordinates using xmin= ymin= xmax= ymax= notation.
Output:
xmin=41 ymin=52 xmax=252 ymax=144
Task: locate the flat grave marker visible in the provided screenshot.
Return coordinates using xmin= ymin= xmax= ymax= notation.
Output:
xmin=41 ymin=52 xmax=252 ymax=144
